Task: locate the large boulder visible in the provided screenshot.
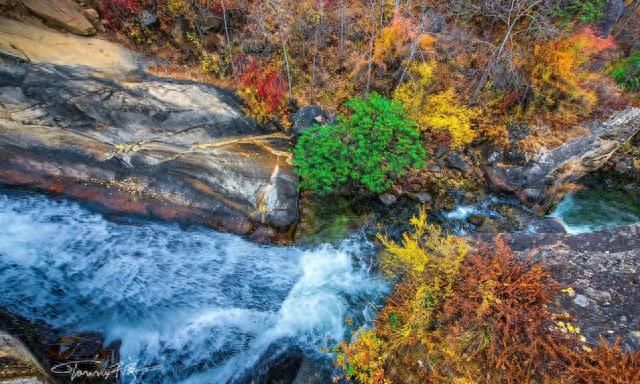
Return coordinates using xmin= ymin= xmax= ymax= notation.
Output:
xmin=0 ymin=57 xmax=298 ymax=242
xmin=486 ymin=108 xmax=640 ymax=212
xmin=289 ymin=105 xmax=334 ymax=140
xmin=0 ymin=19 xmax=298 ymax=242
xmin=20 ymin=0 xmax=96 ymax=36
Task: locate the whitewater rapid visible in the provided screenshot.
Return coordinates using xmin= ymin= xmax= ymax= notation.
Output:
xmin=0 ymin=189 xmax=388 ymax=383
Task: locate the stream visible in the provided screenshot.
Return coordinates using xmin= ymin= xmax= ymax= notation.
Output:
xmin=0 ymin=188 xmax=387 ymax=383
xmin=548 ymin=176 xmax=640 ymax=234
xmin=1 ymin=173 xmax=639 ymax=383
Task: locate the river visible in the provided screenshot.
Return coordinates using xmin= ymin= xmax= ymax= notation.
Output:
xmin=1 ymin=174 xmax=639 ymax=383
xmin=0 ymin=188 xmax=387 ymax=383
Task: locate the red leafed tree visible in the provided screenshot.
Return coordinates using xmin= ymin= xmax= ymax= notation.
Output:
xmin=238 ymin=57 xmax=288 ymax=122
xmin=100 ymin=0 xmax=140 ymax=28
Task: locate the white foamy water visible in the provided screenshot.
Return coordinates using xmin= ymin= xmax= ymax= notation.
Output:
xmin=0 ymin=190 xmax=387 ymax=383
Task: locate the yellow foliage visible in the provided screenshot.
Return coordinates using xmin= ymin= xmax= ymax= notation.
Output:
xmin=421 ymin=90 xmax=479 ymax=148
xmin=379 ymin=208 xmax=470 ymax=345
xmin=340 ymin=209 xmax=470 ymax=383
xmin=394 ymin=63 xmax=479 ymax=148
xmin=238 ymin=88 xmax=275 ymax=125
xmin=393 ymin=62 xmax=433 ymax=123
xmin=377 ymin=207 xmax=468 ymax=279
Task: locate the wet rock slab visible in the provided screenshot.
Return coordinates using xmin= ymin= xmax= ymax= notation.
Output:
xmin=0 ymin=58 xmax=298 ymax=242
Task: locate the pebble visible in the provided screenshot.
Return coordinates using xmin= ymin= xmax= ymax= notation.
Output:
xmin=573 ymin=294 xmax=590 ymax=307
xmin=379 ymin=193 xmax=397 ymax=206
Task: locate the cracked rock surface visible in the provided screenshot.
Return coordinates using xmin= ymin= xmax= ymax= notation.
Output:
xmin=0 ymin=59 xmax=298 ymax=242
xmin=497 ymin=224 xmax=640 ymax=351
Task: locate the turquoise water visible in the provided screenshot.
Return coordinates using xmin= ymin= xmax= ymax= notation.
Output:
xmin=549 ymin=180 xmax=640 ymax=234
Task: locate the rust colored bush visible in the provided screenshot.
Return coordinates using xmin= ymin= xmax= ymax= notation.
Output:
xmin=337 ymin=215 xmax=640 ymax=384
xmin=551 ymin=337 xmax=640 ymax=384
xmin=440 ymin=238 xmax=562 ymax=383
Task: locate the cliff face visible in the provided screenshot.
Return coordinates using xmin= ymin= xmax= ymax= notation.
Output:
xmin=0 ymin=20 xmax=298 ymax=243
xmin=486 ymin=108 xmax=640 ymax=212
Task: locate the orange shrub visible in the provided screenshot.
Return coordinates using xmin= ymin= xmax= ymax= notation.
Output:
xmin=526 ymin=27 xmax=615 ymax=126
xmin=337 ymin=213 xmax=640 ymax=384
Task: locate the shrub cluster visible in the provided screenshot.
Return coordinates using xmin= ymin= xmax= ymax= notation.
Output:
xmin=293 ymin=93 xmax=426 ymax=194
xmin=337 ymin=210 xmax=640 ymax=384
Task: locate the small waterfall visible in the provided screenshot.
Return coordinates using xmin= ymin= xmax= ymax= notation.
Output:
xmin=0 ymin=189 xmax=388 ymax=383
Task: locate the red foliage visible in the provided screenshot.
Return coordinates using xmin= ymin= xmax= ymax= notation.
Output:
xmin=238 ymin=57 xmax=288 ymax=116
xmin=100 ymin=0 xmax=140 ymax=28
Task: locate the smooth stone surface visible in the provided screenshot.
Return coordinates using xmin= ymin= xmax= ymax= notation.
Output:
xmin=0 ymin=17 xmax=138 ymax=75
xmin=0 ymin=60 xmax=298 ymax=242
xmin=20 ymin=0 xmax=95 ymax=35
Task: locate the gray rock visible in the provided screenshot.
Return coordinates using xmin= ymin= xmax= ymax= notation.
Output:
xmin=574 ymin=294 xmax=591 ymax=308
xmin=446 ymin=152 xmax=470 ymax=172
xmin=0 ymin=61 xmax=298 ymax=242
xmin=232 ymin=339 xmax=303 ymax=384
xmin=140 ymin=9 xmax=158 ymax=28
xmin=411 ymin=192 xmax=432 ymax=204
xmin=584 ymin=287 xmax=612 ymax=302
xmin=379 ymin=193 xmax=397 ymax=206
xmin=486 ymin=108 xmax=640 ymax=212
xmin=290 ymin=105 xmax=334 ymax=140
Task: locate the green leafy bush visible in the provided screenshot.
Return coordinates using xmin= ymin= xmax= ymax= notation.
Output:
xmin=610 ymin=52 xmax=640 ymax=96
xmin=293 ymin=93 xmax=426 ymax=194
xmin=555 ymin=0 xmax=607 ymax=23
